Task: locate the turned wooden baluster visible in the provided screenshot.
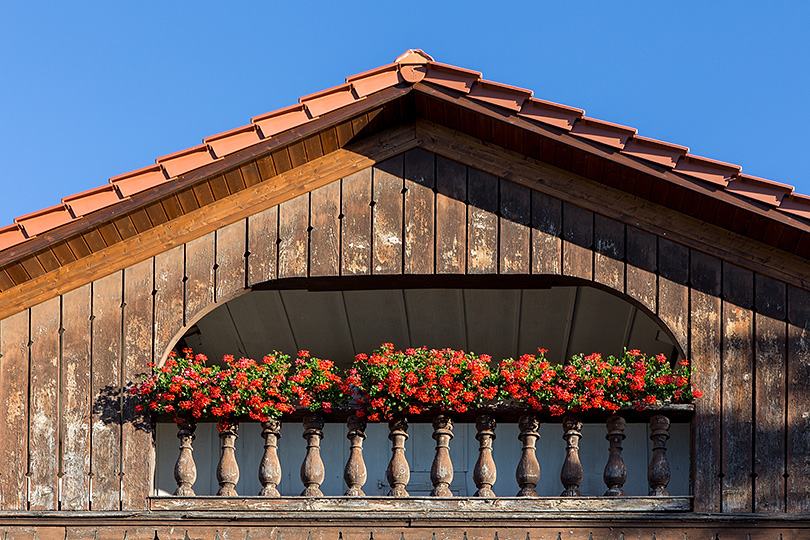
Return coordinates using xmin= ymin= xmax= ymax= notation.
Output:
xmin=216 ymin=423 xmax=239 ymax=496
xmin=648 ymin=414 xmax=671 ymax=496
xmin=473 ymin=414 xmax=497 ymax=497
xmin=344 ymin=414 xmax=368 ymax=496
xmin=560 ymin=414 xmax=583 ymax=497
xmin=430 ymin=415 xmax=454 ymax=497
xmin=300 ymin=413 xmax=325 ymax=496
xmin=603 ymin=415 xmax=627 ymax=496
xmin=386 ymin=417 xmax=410 ymax=497
xmin=174 ymin=420 xmax=197 ymax=496
xmin=259 ymin=419 xmax=282 ymax=497
xmin=515 ymin=414 xmax=540 ymax=497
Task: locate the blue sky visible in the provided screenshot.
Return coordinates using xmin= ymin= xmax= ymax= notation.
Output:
xmin=1 ymin=2 xmax=808 ymax=227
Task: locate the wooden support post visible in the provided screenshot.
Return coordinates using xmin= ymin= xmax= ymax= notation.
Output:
xmin=430 ymin=415 xmax=454 ymax=497
xmin=473 ymin=414 xmax=497 ymax=498
xmin=386 ymin=417 xmax=410 ymax=497
xmin=603 ymin=415 xmax=627 ymax=496
xmin=516 ymin=414 xmax=540 ymax=497
xmin=259 ymin=419 xmax=282 ymax=497
xmin=648 ymin=414 xmax=671 ymax=496
xmin=344 ymin=414 xmax=368 ymax=496
xmin=174 ymin=421 xmax=197 ymax=496
xmin=560 ymin=414 xmax=583 ymax=497
xmin=216 ymin=423 xmax=239 ymax=496
xmin=300 ymin=413 xmax=325 ymax=496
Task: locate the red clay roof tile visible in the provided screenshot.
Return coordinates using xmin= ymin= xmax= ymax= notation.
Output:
xmin=63 ymin=184 xmax=122 ymax=217
xmin=424 ymin=62 xmax=481 ymax=94
xmin=299 ymin=83 xmax=357 ymax=118
xmin=726 ymin=174 xmax=794 ymax=207
xmin=622 ymin=135 xmax=689 ymax=169
xmin=673 ymin=154 xmax=740 ymax=187
xmin=518 ymin=97 xmax=584 ymax=130
xmin=779 ymin=193 xmax=810 ymax=220
xmin=395 ymin=49 xmax=434 ymax=65
xmin=156 ymin=144 xmax=215 ymax=178
xmin=110 ymin=164 xmax=170 ymax=197
xmin=15 ymin=204 xmax=74 ymax=237
xmin=347 ymin=64 xmax=402 ymax=98
xmin=0 ymin=224 xmax=26 ymax=251
xmin=204 ymin=124 xmax=261 ymax=158
xmin=468 ymin=79 xmax=532 ymax=112
xmin=570 ymin=117 xmax=636 ymax=150
xmin=251 ymin=103 xmax=312 ymax=138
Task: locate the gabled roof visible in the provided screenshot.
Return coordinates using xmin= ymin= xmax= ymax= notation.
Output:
xmin=1 ymin=49 xmax=809 ymax=296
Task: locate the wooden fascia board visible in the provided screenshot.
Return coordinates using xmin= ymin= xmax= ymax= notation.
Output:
xmin=0 ymin=124 xmax=418 ymax=321
xmin=414 ymin=82 xmax=810 ymax=236
xmin=0 ymin=85 xmax=413 ymax=269
xmin=414 ymin=119 xmax=810 ymax=290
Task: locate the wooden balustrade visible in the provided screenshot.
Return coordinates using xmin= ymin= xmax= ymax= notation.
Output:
xmin=168 ymin=409 xmax=682 ymax=499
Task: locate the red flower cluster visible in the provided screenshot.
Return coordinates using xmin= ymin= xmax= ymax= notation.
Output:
xmin=287 ymin=350 xmax=347 ymax=413
xmin=347 ymin=343 xmax=498 ymax=421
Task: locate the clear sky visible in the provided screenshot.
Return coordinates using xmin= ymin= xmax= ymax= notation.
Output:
xmin=1 ymin=2 xmax=808 ymax=228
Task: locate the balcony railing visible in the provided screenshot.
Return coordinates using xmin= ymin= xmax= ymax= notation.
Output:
xmin=150 ymin=405 xmax=693 ymax=513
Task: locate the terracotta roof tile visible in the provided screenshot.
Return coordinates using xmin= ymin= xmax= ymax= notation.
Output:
xmin=779 ymin=193 xmax=810 ymax=220
xmin=725 ymin=174 xmax=794 ymax=207
xmin=673 ymin=154 xmax=740 ymax=187
xmin=570 ymin=117 xmax=636 ymax=150
xmin=424 ymin=62 xmax=481 ymax=94
xmin=518 ymin=98 xmax=584 ymax=130
xmin=395 ymin=49 xmax=434 ymax=65
xmin=347 ymin=64 xmax=402 ymax=98
xmin=252 ymin=103 xmax=312 ymax=138
xmin=300 ymin=83 xmax=358 ymax=118
xmin=468 ymin=79 xmax=532 ymax=112
xmin=204 ymin=124 xmax=261 ymax=158
xmin=15 ymin=204 xmax=74 ymax=237
xmin=110 ymin=164 xmax=170 ymax=197
xmin=63 ymin=184 xmax=122 ymax=217
xmin=622 ymin=135 xmax=689 ymax=169
xmin=0 ymin=224 xmax=26 ymax=251
xmin=156 ymin=144 xmax=215 ymax=178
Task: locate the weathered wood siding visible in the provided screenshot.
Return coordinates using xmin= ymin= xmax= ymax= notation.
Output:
xmin=0 ymin=149 xmax=807 ymax=515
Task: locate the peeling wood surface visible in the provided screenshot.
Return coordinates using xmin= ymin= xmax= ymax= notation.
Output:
xmin=341 ymin=168 xmax=373 ymax=276
xmin=309 ymin=183 xmax=340 ymax=278
xmin=247 ymin=206 xmax=278 ymax=286
xmin=0 ymin=309 xmax=29 ymax=510
xmin=562 ymin=202 xmax=592 ymax=281
xmin=185 ymin=233 xmax=215 ymax=325
xmin=530 ymin=191 xmax=561 ymax=275
xmin=403 ymin=149 xmax=435 ymax=275
xmin=435 ymin=156 xmax=466 ymax=274
xmin=467 ymin=168 xmax=498 ymax=274
xmin=787 ymin=285 xmax=810 ymax=513
xmin=215 ymin=220 xmax=247 ymax=303
xmin=593 ymin=214 xmax=624 ymax=293
xmin=372 ymin=155 xmax=404 ymax=275
xmin=499 ymin=180 xmax=530 ymax=275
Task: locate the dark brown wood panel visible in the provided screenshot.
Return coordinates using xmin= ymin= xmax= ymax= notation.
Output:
xmin=626 ymin=226 xmax=657 ymax=314
xmin=531 ymin=191 xmax=561 ymax=275
xmin=721 ymin=261 xmax=754 ymax=513
xmin=403 ymin=148 xmax=435 ymax=275
xmin=372 ymin=155 xmax=404 ymax=275
xmin=753 ymin=274 xmax=786 ymax=513
xmin=657 ymin=238 xmax=688 ymax=354
xmin=278 ymin=194 xmax=310 ymax=279
xmin=787 ymin=285 xmax=810 ymax=513
xmin=467 ymin=167 xmax=498 ymax=274
xmin=216 ymin=219 xmax=247 ymax=302
xmin=690 ymin=250 xmax=722 ymax=513
xmin=341 ymin=168 xmax=373 ymax=275
xmin=121 ymin=259 xmax=154 ymax=510
xmin=0 ymin=309 xmax=29 ymax=510
xmin=247 ymin=206 xmax=278 ymax=286
xmin=309 ymin=182 xmax=341 ymax=277
xmin=28 ymin=297 xmax=60 ymax=510
xmin=60 ymin=284 xmax=92 ymax=510
xmin=90 ymin=271 xmax=123 ymax=511
xmin=435 ymin=156 xmax=466 ymax=274
xmin=184 ymin=233 xmax=215 ymax=325
xmin=562 ymin=202 xmax=592 ymax=280
xmin=499 ymin=179 xmax=530 ymax=274
xmin=593 ymin=214 xmax=625 ymax=293
xmin=154 ymin=246 xmax=184 ymax=362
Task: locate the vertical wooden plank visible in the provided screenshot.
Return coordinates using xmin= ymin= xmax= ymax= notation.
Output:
xmin=121 ymin=259 xmax=154 ymax=510
xmin=309 ymin=183 xmax=340 ymax=277
xmin=722 ymin=261 xmax=754 ymax=513
xmin=467 ymin=168 xmax=498 ymax=274
xmin=531 ymin=191 xmax=561 ymax=275
xmin=593 ymin=214 xmax=625 ymax=294
xmin=341 ymin=168 xmax=372 ymax=275
xmin=278 ymin=194 xmax=309 ymax=279
xmin=657 ymin=238 xmax=689 ymax=355
xmin=499 ymin=179 xmax=530 ymax=274
xmin=247 ymin=206 xmax=278 ymax=286
xmin=626 ymin=227 xmax=657 ymax=313
xmin=787 ymin=285 xmax=810 ymax=513
xmin=372 ymin=155 xmax=404 ymax=275
xmin=0 ymin=309 xmax=29 ymax=510
xmin=216 ymin=219 xmax=247 ymax=302
xmin=754 ymin=274 xmax=786 ymax=513
xmin=562 ymin=202 xmax=592 ymax=280
xmin=435 ymin=156 xmax=466 ymax=274
xmin=403 ymin=149 xmax=435 ymax=275
xmin=690 ymin=250 xmax=722 ymax=513
xmin=90 ymin=271 xmax=123 ymax=511
xmin=28 ymin=297 xmax=60 ymax=510
xmin=154 ymin=245 xmax=184 ymax=363
xmin=184 ymin=233 xmax=215 ymax=324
